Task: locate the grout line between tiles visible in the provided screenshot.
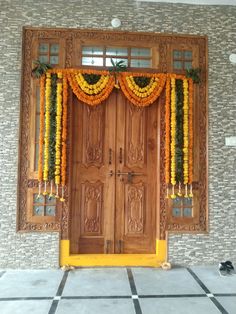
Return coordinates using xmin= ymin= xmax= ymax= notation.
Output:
xmin=127 ymin=268 xmax=142 ymax=314
xmin=187 ymin=268 xmax=229 ymax=314
xmin=48 ymin=270 xmax=69 ymax=314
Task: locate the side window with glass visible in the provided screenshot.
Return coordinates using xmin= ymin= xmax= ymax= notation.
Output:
xmin=173 ymin=49 xmax=193 ymax=71
xmin=38 ymin=42 xmax=60 ymax=65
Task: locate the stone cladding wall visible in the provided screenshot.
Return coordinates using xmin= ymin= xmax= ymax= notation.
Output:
xmin=0 ymin=0 xmax=236 ymax=267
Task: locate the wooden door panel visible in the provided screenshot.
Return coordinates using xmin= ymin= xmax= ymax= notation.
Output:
xmin=115 ymin=94 xmax=157 ymax=254
xmin=124 ymin=182 xmax=145 ymax=235
xmin=70 ymin=91 xmax=158 ymax=255
xmin=70 ymin=92 xmax=116 ymax=254
xmin=126 ymin=105 xmax=145 ymax=168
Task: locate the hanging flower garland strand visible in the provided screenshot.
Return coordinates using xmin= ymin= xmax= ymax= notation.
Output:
xmin=165 ymin=76 xmax=171 ymax=198
xmin=170 ymin=76 xmax=176 ymax=198
xmin=55 ymin=72 xmax=63 ymax=197
xmin=43 ymin=72 xmax=51 ymax=194
xmin=183 ymin=78 xmax=189 ymax=197
xmin=60 ymin=75 xmax=68 ymax=202
xmin=38 ymin=74 xmax=45 ymax=196
xmin=188 ymin=78 xmax=194 ymax=197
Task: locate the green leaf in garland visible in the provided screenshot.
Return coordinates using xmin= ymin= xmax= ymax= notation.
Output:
xmin=32 ymin=60 xmax=52 ymax=78
xmin=175 ymin=79 xmax=184 ymax=183
xmin=108 ymin=58 xmax=127 ymax=73
xmin=82 ymin=73 xmax=101 ymax=85
xmin=186 ymin=68 xmax=201 ymax=84
xmin=48 ymin=73 xmax=57 ymax=181
xmin=133 ymin=76 xmax=151 ymax=88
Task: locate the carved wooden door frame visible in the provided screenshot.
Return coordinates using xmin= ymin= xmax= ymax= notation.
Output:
xmin=18 ymin=28 xmax=208 ymax=249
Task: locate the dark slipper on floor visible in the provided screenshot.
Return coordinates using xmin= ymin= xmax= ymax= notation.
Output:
xmin=219 ymin=262 xmax=228 ymax=276
xmin=225 ymin=261 xmax=235 ymax=274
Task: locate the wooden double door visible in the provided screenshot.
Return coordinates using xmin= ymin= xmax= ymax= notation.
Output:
xmin=70 ymin=91 xmax=159 ymax=254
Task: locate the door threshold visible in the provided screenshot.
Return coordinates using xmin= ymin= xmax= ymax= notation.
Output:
xmin=60 ymin=240 xmax=166 ymax=267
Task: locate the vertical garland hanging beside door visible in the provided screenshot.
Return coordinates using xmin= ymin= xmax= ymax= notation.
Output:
xmin=165 ymin=75 xmax=194 ymax=199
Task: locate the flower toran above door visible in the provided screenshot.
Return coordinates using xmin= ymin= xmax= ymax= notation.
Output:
xmin=37 ymin=68 xmax=194 ymax=205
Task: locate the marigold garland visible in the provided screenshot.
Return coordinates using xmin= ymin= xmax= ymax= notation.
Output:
xmin=43 ymin=73 xmax=51 ymax=184
xmin=37 ymin=68 xmax=195 ymax=202
xmin=38 ymin=75 xmax=45 ymax=184
xmin=60 ymin=75 xmax=68 ymax=202
xmin=119 ymin=72 xmax=166 ymax=107
xmin=165 ymin=76 xmax=171 ymax=198
xmin=48 ymin=74 xmax=57 ymax=182
xmin=67 ymin=70 xmax=115 ymax=106
xmin=175 ymin=79 xmax=184 ymax=185
xmin=188 ymin=78 xmax=194 ymax=197
xmin=183 ymin=78 xmax=189 ymax=189
xmin=75 ymin=73 xmax=109 ymax=95
xmin=170 ymin=77 xmax=176 ymax=198
xmin=54 ymin=72 xmax=63 ymax=192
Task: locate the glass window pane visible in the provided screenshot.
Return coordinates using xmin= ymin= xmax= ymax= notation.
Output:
xmin=82 ymin=57 xmax=103 ymax=66
xmin=184 ymin=61 xmax=192 ymax=70
xmin=82 ymin=46 xmax=103 ymax=55
xmin=173 ymin=196 xmax=182 ymax=206
xmin=173 ymin=50 xmax=182 ymax=59
xmin=183 ymin=197 xmax=193 ymax=206
xmin=172 ymin=208 xmax=181 ymax=217
xmin=106 ymin=47 xmax=128 ymax=56
xmin=33 ymin=205 xmax=44 ymax=216
xmin=184 ymin=50 xmax=192 ymax=59
xmin=50 ymin=44 xmax=59 ymax=54
xmin=106 ymin=58 xmax=128 ymax=67
xmin=50 ymin=55 xmax=59 ymax=65
xmin=131 ymin=48 xmax=151 ymax=57
xmin=46 ymin=195 xmax=56 ymax=204
xmin=130 ymin=59 xmax=151 ymax=68
xmin=173 ymin=61 xmax=182 ymax=70
xmin=33 ymin=193 xmax=44 ymax=204
xmin=39 ymin=43 xmax=49 ymax=54
xmin=45 ymin=206 xmax=56 ymax=216
xmin=34 ymin=143 xmax=39 ymax=171
xmin=39 ymin=55 xmax=49 ymax=63
xmin=183 ymin=208 xmax=192 ymax=217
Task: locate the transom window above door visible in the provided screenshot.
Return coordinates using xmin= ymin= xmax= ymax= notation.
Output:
xmin=81 ymin=46 xmax=152 ymax=68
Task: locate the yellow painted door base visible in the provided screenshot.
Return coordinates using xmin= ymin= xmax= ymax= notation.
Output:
xmin=60 ymin=240 xmax=166 ymax=267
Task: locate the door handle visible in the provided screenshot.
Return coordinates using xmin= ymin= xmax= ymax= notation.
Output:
xmin=117 ymin=171 xmax=144 ymax=176
xmin=117 ymin=171 xmax=144 ymax=182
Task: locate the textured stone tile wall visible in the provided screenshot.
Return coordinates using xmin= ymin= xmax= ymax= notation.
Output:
xmin=0 ymin=0 xmax=236 ymax=267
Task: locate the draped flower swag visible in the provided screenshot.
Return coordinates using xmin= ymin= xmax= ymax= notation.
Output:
xmin=36 ymin=69 xmax=194 ymax=201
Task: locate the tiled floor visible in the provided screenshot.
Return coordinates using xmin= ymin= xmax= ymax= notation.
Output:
xmin=0 ymin=266 xmax=236 ymax=314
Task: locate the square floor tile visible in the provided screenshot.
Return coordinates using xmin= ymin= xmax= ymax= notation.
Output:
xmin=0 ymin=270 xmax=63 ymax=298
xmin=191 ymin=266 xmax=236 ymax=294
xmin=62 ymin=268 xmax=131 ymax=296
xmin=56 ymin=299 xmax=135 ymax=314
xmin=140 ymin=297 xmax=220 ymax=314
xmin=216 ymin=296 xmax=236 ymax=313
xmin=0 ymin=300 xmax=52 ymax=314
xmin=132 ymin=267 xmax=205 ymax=295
